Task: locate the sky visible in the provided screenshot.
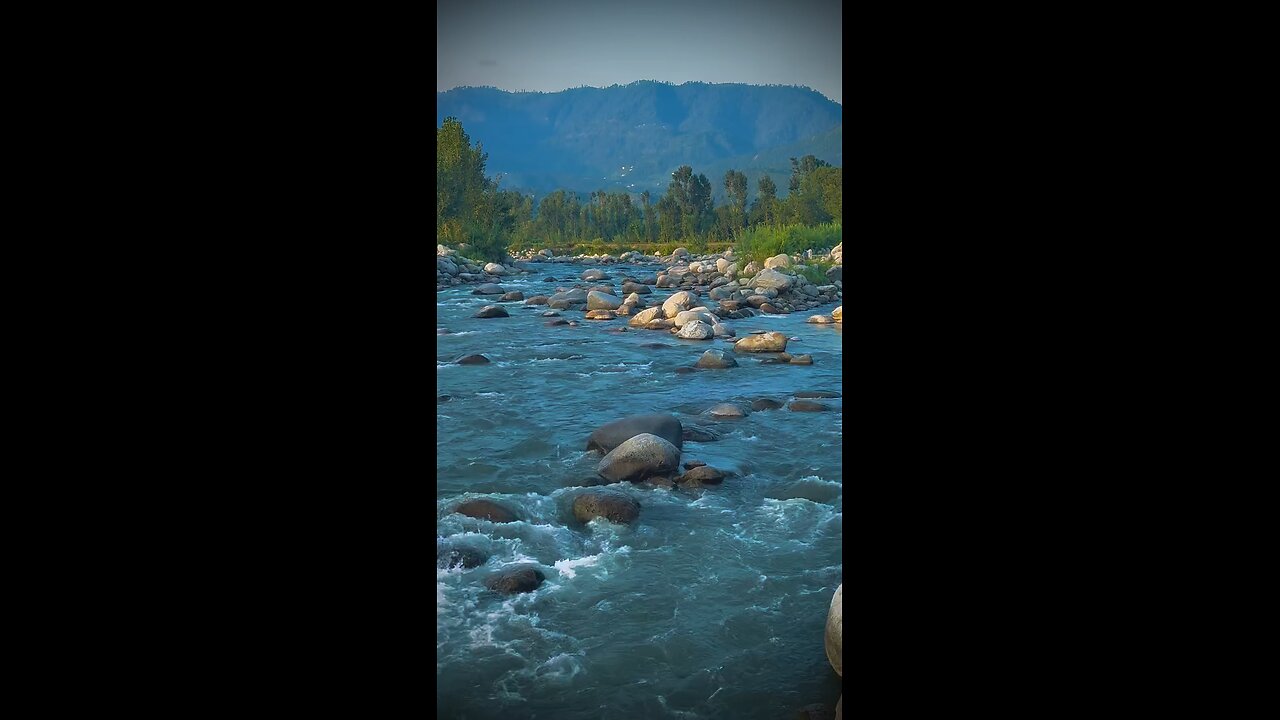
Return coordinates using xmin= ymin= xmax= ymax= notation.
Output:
xmin=437 ymin=0 xmax=842 ymax=105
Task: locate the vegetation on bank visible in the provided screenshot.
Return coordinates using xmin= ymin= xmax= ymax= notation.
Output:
xmin=438 ymin=117 xmax=842 ymax=263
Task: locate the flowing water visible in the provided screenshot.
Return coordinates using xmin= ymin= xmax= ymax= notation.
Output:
xmin=437 ymin=261 xmax=843 ymax=719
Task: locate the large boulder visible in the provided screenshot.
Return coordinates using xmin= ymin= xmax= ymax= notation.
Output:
xmin=472 ymin=283 xmax=506 ymax=295
xmin=499 ymin=291 xmax=524 ymax=302
xmin=581 ymin=268 xmax=608 ymax=281
xmin=661 ymin=290 xmax=699 ymax=319
xmin=584 ymin=309 xmax=616 ymax=320
xmin=695 ymin=349 xmax=738 ymax=368
xmin=572 ymin=491 xmax=641 ymax=524
xmin=473 ymin=305 xmax=509 ymax=318
xmin=826 ymin=265 xmax=842 ymax=283
xmin=485 ymin=566 xmax=545 ymax=594
xmin=586 ymin=414 xmax=683 ymax=453
xmin=733 ymin=331 xmax=788 ymax=352
xmin=764 ymin=253 xmax=792 ymax=270
xmin=628 ymin=306 xmax=664 ymax=327
xmin=454 ymin=499 xmax=518 ymax=523
xmin=524 ymin=295 xmax=549 ymax=305
xmin=484 ymin=262 xmax=507 ymax=275
xmin=807 ymin=315 xmax=835 ymax=324
xmin=621 ymin=281 xmax=652 ymax=295
xmin=716 ymin=258 xmax=730 ymax=273
xmin=587 ymin=291 xmax=623 ymax=310
xmin=673 ymin=309 xmax=715 ymax=327
xmin=832 ymin=306 xmax=843 ymax=322
xmin=597 ymin=433 xmax=681 ymax=483
xmin=750 ymin=268 xmax=794 ymax=291
xmin=826 ymin=584 xmax=842 ymax=676
xmin=676 ymin=320 xmax=715 ymax=340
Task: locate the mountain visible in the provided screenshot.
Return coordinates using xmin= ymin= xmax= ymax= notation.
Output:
xmin=436 ymin=81 xmax=842 ymax=202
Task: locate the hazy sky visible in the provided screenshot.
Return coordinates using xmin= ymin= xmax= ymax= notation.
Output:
xmin=437 ymin=0 xmax=842 ymax=105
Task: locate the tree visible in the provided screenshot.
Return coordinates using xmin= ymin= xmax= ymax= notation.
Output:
xmin=788 ymin=155 xmax=831 ymax=193
xmin=750 ymin=174 xmax=779 ymax=226
xmin=437 ymin=117 xmax=491 ymax=242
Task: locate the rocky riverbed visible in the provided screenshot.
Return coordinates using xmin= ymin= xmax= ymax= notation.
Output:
xmin=437 ymin=248 xmax=843 ymax=719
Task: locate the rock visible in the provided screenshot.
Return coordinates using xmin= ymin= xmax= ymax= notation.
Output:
xmin=645 ymin=319 xmax=674 ymax=330
xmin=672 ymin=247 xmax=690 ymax=259
xmin=676 ymin=320 xmax=715 ymax=340
xmin=472 ymin=283 xmax=506 ymax=295
xmin=707 ymin=403 xmax=748 ymax=418
xmin=695 ymin=349 xmax=738 ymax=368
xmin=662 ymin=290 xmax=699 ymax=319
xmin=759 ymin=303 xmax=780 ymax=314
xmin=836 ymin=696 xmax=842 ymax=720
xmin=743 ymin=261 xmax=762 ymax=275
xmin=485 ymin=566 xmax=545 ymax=594
xmin=764 ymin=253 xmax=792 ymax=270
xmin=628 ymin=306 xmax=663 ymax=327
xmin=499 ymin=291 xmax=524 ymax=302
xmin=622 ymin=282 xmax=652 ymax=295
xmin=624 ymin=292 xmax=644 ymax=306
xmin=674 ymin=366 xmax=696 ymax=374
xmin=750 ymin=268 xmax=794 ymax=290
xmin=733 ymin=331 xmax=788 ymax=352
xmin=712 ymin=323 xmax=735 ymax=338
xmin=587 ymin=291 xmax=623 ymax=310
xmin=682 ymin=425 xmax=723 ymax=442
xmin=751 ymin=398 xmax=783 ymax=411
xmin=581 ymin=268 xmax=608 ymax=281
xmin=832 ymin=306 xmax=843 ymax=322
xmin=826 ymin=266 xmax=842 ymax=283
xmin=455 ymin=354 xmax=490 ymax=365
xmin=473 ymin=305 xmax=509 ymax=318
xmin=524 ymin=295 xmax=549 ymax=305
xmin=826 ymin=584 xmax=842 ymax=676
xmin=684 ymin=460 xmax=706 ymax=469
xmin=790 ymin=354 xmax=813 ymax=364
xmin=795 ymin=391 xmax=841 ymax=398
xmin=679 ymin=465 xmax=727 ymax=485
xmin=789 ymin=400 xmax=832 ymax=412
xmin=541 ymin=310 xmax=560 ymax=316
xmin=584 ymin=309 xmax=616 ymax=320
xmin=796 ymin=704 xmax=831 ymax=720
xmin=545 ymin=319 xmax=569 ymax=326
xmin=484 ymin=262 xmax=507 ymax=275
xmin=597 ymin=433 xmax=681 ymax=483
xmin=572 ymin=491 xmax=641 ymax=525
xmin=543 ymin=276 xmax=556 ymax=281
xmin=588 ymin=285 xmax=616 ymax=296
xmin=745 ymin=295 xmax=769 ymax=308
xmin=673 ymin=309 xmax=714 ymax=326
xmin=586 ymin=414 xmax=684 ymax=453
xmin=807 ymin=315 xmax=834 ymax=324
xmin=454 ymin=499 xmax=518 ymax=523
xmin=640 ymin=342 xmax=671 ymax=349
xmin=438 ymin=545 xmax=488 ymax=569
xmin=716 ymin=258 xmax=730 ymax=273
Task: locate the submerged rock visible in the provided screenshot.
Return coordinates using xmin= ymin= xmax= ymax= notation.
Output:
xmin=695 ymin=349 xmax=738 ymax=369
xmin=788 ymin=400 xmax=832 ymax=412
xmin=454 ymin=499 xmax=518 ymax=523
xmin=437 ymin=545 xmax=488 ymax=569
xmin=455 ymin=353 xmax=490 ymax=365
xmin=473 ymin=305 xmax=509 ymax=318
xmin=472 ymin=283 xmax=505 ymax=295
xmin=485 ymin=566 xmax=545 ymax=594
xmin=682 ymin=425 xmax=723 ymax=442
xmin=597 ymin=433 xmax=681 ymax=483
xmin=586 ymin=414 xmax=684 ymax=453
xmin=751 ymin=398 xmax=783 ymax=411
xmin=499 ymin=291 xmax=524 ymax=302
xmin=707 ymin=403 xmax=748 ymax=418
xmin=572 ymin=491 xmax=641 ymax=525
xmin=795 ymin=391 xmax=842 ymax=398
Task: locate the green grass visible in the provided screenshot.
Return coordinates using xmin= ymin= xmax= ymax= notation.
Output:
xmin=732 ymin=222 xmax=841 ymax=268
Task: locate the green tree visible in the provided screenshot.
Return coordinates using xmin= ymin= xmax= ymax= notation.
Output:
xmin=750 ymin=174 xmax=779 ymax=226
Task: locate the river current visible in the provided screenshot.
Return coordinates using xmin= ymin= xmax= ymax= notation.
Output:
xmin=437 ymin=261 xmax=843 ymax=719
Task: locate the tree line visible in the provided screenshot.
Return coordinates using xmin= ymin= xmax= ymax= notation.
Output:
xmin=437 ymin=117 xmax=841 ymax=259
